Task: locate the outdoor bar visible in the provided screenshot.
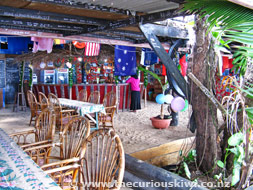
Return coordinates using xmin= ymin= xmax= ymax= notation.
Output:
xmin=0 ymin=0 xmax=252 ymax=190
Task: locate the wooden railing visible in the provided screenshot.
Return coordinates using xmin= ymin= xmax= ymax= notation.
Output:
xmin=33 ymin=83 xmax=145 ymax=112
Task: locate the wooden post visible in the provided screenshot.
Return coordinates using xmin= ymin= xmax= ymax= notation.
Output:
xmin=144 ymin=87 xmax=147 ymax=108
xmin=116 ymin=85 xmax=119 ymax=113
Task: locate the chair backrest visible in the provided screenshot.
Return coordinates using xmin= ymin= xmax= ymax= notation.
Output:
xmin=60 ymin=117 xmax=90 ymax=160
xmin=77 ymin=89 xmax=87 ymax=102
xmin=103 ymin=91 xmax=116 ymax=112
xmin=35 ymin=107 xmax=56 ymax=142
xmin=27 ymin=90 xmax=38 ymax=111
xmin=38 ymin=92 xmax=49 ymax=110
xmin=48 ymin=93 xmax=62 ymax=111
xmin=80 ymin=128 xmax=125 ymax=190
xmin=88 ymin=91 xmax=100 ymax=104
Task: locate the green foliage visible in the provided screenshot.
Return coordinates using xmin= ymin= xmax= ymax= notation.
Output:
xmin=28 ymin=66 xmax=33 ymax=88
xmin=183 ymin=0 xmax=253 ymax=76
xmin=228 ymin=132 xmax=244 ymax=146
xmin=138 ymin=66 xmax=167 ymax=91
xmin=183 ymin=162 xmax=191 ymax=179
xmin=217 ymin=160 xmax=225 ymax=169
xmin=179 ymin=149 xmax=197 ymax=180
xmin=114 ymin=75 xmax=119 ymax=85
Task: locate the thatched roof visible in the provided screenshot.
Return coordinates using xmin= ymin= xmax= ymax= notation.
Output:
xmin=14 ymin=48 xmax=83 ymax=65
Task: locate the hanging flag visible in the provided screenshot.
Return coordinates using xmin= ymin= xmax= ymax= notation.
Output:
xmin=114 ymin=45 xmax=136 ymax=76
xmin=54 ymin=39 xmax=66 ymax=45
xmin=84 ymin=42 xmax=100 ymax=56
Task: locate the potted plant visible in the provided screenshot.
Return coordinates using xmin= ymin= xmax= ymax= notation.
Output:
xmin=138 ymin=66 xmax=172 ymax=129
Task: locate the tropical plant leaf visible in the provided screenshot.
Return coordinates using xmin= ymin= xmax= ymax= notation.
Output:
xmin=228 ymin=132 xmax=244 ymax=146
xmin=231 ymin=161 xmax=241 ymax=186
xmin=217 ymin=160 xmax=225 ymax=168
xmin=183 ymin=161 xmax=191 ymax=179
xmin=183 ymin=0 xmax=253 ymax=76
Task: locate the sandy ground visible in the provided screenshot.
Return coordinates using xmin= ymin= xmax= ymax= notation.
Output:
xmin=0 ymin=100 xmax=194 ymax=154
xmin=0 ymin=102 xmax=195 ymax=190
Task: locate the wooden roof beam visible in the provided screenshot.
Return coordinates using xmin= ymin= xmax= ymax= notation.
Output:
xmin=0 ymin=24 xmax=63 ymax=34
xmin=0 ymin=17 xmax=85 ymax=31
xmin=0 ymin=6 xmax=109 ymax=26
xmin=27 ymin=0 xmax=132 ymax=15
xmin=66 ymin=8 xmax=190 ymax=36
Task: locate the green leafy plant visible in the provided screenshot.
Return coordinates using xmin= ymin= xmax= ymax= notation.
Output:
xmin=183 ymin=0 xmax=253 ymax=76
xmin=178 ymin=149 xmax=197 ymax=180
xmin=138 ymin=66 xmax=169 ymax=119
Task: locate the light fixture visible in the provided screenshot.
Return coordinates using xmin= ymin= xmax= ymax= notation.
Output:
xmin=78 ymin=57 xmax=83 ymax=62
xmin=104 ymin=59 xmax=108 ymax=62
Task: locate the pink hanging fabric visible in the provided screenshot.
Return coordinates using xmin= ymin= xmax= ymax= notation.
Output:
xmin=31 ymin=37 xmax=54 ymax=53
xmin=179 ymin=54 xmax=188 ymax=77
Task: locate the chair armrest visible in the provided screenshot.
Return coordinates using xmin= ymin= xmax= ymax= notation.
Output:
xmin=61 ymin=109 xmax=76 ymax=113
xmin=20 ymin=140 xmax=52 ymax=149
xmin=24 ymin=143 xmax=61 ymax=165
xmin=9 ymin=129 xmax=36 ymax=145
xmin=9 ymin=129 xmax=35 ymax=136
xmin=41 ymin=157 xmax=79 ymax=170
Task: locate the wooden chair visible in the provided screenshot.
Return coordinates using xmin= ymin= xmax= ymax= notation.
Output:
xmin=10 ymin=107 xmax=56 ymax=148
xmin=99 ymin=91 xmax=117 ymax=128
xmin=48 ymin=93 xmax=78 ymax=133
xmin=88 ymin=91 xmax=100 ymax=104
xmin=79 ymin=128 xmax=125 ymax=190
xmin=26 ymin=117 xmax=90 ymax=190
xmin=27 ymin=90 xmax=40 ymax=126
xmin=25 ymin=116 xmax=90 ymax=164
xmin=38 ymin=92 xmax=49 ymax=110
xmin=77 ymin=89 xmax=87 ymax=102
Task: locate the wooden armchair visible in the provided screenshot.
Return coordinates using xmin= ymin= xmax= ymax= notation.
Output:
xmin=25 ymin=117 xmax=90 ymax=189
xmin=79 ymin=128 xmax=125 ymax=190
xmin=48 ymin=93 xmax=78 ymax=133
xmin=25 ymin=116 xmax=90 ymax=164
xmin=27 ymin=90 xmax=40 ymax=126
xmin=99 ymin=91 xmax=117 ymax=128
xmin=38 ymin=92 xmax=49 ymax=111
xmin=88 ymin=90 xmax=100 ymax=104
xmin=10 ymin=107 xmax=56 ymax=148
xmin=77 ymin=89 xmax=87 ymax=102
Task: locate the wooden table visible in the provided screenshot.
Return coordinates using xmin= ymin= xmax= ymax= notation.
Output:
xmin=0 ymin=128 xmax=62 ymax=190
xmin=58 ymin=98 xmax=106 ymax=130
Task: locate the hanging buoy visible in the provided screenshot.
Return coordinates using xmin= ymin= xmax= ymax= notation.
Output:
xmin=72 ymin=41 xmax=86 ymax=49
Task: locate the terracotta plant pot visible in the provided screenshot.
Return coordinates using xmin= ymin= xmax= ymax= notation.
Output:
xmin=150 ymin=117 xmax=172 ymax=129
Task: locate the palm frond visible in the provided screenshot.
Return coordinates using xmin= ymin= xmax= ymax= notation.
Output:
xmin=183 ymin=0 xmax=253 ymax=31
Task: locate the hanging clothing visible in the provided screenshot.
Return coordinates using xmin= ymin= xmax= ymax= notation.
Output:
xmin=31 ymin=37 xmax=54 ymax=53
xmin=140 ymin=48 xmax=158 ymax=66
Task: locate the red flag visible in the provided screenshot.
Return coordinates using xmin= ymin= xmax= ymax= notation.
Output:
xmin=84 ymin=42 xmax=100 ymax=56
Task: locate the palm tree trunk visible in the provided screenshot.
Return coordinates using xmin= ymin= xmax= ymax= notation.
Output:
xmin=191 ymin=17 xmax=220 ymax=173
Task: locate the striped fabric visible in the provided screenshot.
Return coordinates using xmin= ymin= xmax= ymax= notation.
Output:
xmin=84 ymin=42 xmax=100 ymax=56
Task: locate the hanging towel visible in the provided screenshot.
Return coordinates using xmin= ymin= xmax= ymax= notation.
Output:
xmin=114 ymin=45 xmax=136 ymax=76
xmin=31 ymin=37 xmax=54 ymax=53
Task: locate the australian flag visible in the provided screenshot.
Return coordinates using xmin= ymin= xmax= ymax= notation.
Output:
xmin=114 ymin=45 xmax=136 ymax=76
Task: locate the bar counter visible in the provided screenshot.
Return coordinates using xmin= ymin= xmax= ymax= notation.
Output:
xmin=33 ymin=83 xmax=145 ymax=111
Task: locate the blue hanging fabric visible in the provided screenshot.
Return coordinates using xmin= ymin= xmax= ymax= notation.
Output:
xmin=114 ymin=45 xmax=136 ymax=76
xmin=142 ymin=48 xmax=158 ymax=66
